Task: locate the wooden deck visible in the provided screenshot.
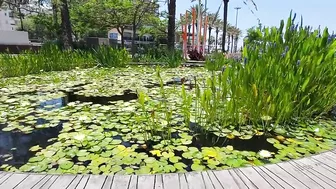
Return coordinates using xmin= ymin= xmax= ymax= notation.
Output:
xmin=0 ymin=149 xmax=335 ymax=189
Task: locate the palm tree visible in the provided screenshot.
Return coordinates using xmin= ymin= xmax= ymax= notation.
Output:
xmin=207 ymin=3 xmax=221 ymax=53
xmin=222 ymin=0 xmax=257 ymax=52
xmin=226 ymin=25 xmax=234 ymax=52
xmin=233 ymin=27 xmax=242 ymax=53
xmin=167 ymin=0 xmax=176 ymax=51
xmin=213 ymin=19 xmax=224 ymax=52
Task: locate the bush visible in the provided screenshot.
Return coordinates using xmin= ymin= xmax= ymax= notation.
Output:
xmin=164 ymin=50 xmax=183 ymax=68
xmin=195 ymin=13 xmax=336 ymax=129
xmin=93 ymin=46 xmax=130 ymax=67
xmin=205 ymin=52 xmax=237 ymax=71
xmin=0 ymin=44 xmax=94 ymax=78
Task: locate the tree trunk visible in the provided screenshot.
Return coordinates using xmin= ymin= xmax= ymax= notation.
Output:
xmin=167 ymin=0 xmax=176 ymax=52
xmin=230 ymin=34 xmax=234 ymax=53
xmin=117 ymin=27 xmax=125 ymax=48
xmin=234 ymin=35 xmax=238 ymax=53
xmin=188 ymin=25 xmax=191 ymax=48
xmin=215 ymin=28 xmax=219 ymax=52
xmin=222 ymin=0 xmax=229 ymax=52
xmin=131 ymin=20 xmax=137 ymax=57
xmin=18 ymin=8 xmax=24 ymax=31
xmin=227 ymin=33 xmax=230 ymax=52
xmin=60 ymin=0 xmax=73 ymax=50
xmin=208 ymin=26 xmax=212 ymax=53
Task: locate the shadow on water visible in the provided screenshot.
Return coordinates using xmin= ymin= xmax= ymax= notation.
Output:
xmin=145 ymin=77 xmax=195 ymax=89
xmin=62 ymin=89 xmax=138 ymax=105
xmin=0 ymin=123 xmax=63 ymax=169
xmin=189 ymin=122 xmax=278 ymax=153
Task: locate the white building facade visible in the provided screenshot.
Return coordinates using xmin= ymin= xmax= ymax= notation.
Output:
xmin=0 ymin=9 xmax=17 ymax=31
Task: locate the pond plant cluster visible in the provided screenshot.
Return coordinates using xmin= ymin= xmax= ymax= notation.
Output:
xmin=0 ymin=14 xmax=336 ymax=175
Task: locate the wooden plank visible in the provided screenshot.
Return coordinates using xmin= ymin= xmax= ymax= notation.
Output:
xmin=0 ymin=173 xmax=13 ymax=185
xmin=154 ymin=174 xmax=163 ymax=189
xmin=185 ymin=172 xmax=205 ymax=189
xmin=137 ymin=175 xmax=155 ymax=189
xmin=110 ymin=175 xmax=130 ymax=189
xmin=85 ymin=175 xmax=107 ymax=189
xmin=206 ymin=171 xmax=223 ymax=189
xmin=128 ymin=175 xmax=137 ymax=189
xmin=294 ymin=157 xmax=336 ymax=183
xmin=74 ymin=175 xmax=90 ymax=189
xmin=277 ymin=162 xmax=322 ymax=188
xmin=178 ymin=173 xmax=188 ymax=189
xmin=162 ymin=173 xmax=179 ymax=189
xmin=31 ymin=175 xmax=52 ymax=189
xmin=0 ymin=173 xmax=28 ymax=188
xmin=256 ymin=166 xmax=293 ymax=189
xmin=323 ymin=152 xmax=336 ymax=163
xmin=288 ymin=161 xmax=335 ymax=189
xmin=49 ymin=175 xmax=76 ymax=189
xmin=15 ymin=174 xmax=46 ymax=189
xmin=213 ymin=170 xmax=240 ymax=189
xmin=228 ymin=169 xmax=250 ymax=189
xmin=239 ymin=167 xmax=272 ymax=188
xmin=264 ymin=164 xmax=308 ymax=188
xmin=66 ymin=175 xmax=84 ymax=189
xmin=39 ymin=175 xmax=59 ymax=189
xmin=201 ymin=171 xmax=214 ymax=189
xmin=312 ymin=153 xmax=336 ymax=172
xmin=101 ymin=176 xmax=113 ymax=189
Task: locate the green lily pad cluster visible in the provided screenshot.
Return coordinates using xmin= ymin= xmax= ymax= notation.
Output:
xmin=0 ymin=66 xmax=335 ymax=175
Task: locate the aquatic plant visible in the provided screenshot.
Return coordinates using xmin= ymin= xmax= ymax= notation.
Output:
xmin=205 ymin=52 xmax=237 ymax=71
xmin=93 ymin=46 xmax=130 ymax=67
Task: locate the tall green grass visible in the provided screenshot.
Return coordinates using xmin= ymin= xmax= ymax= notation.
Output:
xmin=0 ymin=45 xmax=131 ymax=78
xmin=195 ymin=13 xmax=336 ymax=131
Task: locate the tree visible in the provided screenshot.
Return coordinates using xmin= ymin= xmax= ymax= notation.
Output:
xmin=60 ymin=0 xmax=73 ymax=49
xmin=130 ymin=0 xmax=158 ymax=57
xmin=222 ymin=0 xmax=257 ymax=52
xmin=207 ymin=6 xmax=221 ymax=53
xmin=81 ymin=0 xmax=133 ymax=48
xmin=167 ymin=0 xmax=176 ymax=51
xmin=233 ymin=27 xmax=241 ymax=53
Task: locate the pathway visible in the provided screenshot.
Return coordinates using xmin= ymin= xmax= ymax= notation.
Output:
xmin=0 ymin=149 xmax=335 ymax=189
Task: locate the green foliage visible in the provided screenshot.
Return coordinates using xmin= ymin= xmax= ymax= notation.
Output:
xmin=93 ymin=46 xmax=130 ymax=67
xmin=164 ymin=50 xmax=183 ymax=68
xmin=205 ymin=52 xmax=237 ymax=71
xmin=196 ymin=13 xmax=336 ymax=130
xmin=0 ymin=45 xmax=94 ymax=78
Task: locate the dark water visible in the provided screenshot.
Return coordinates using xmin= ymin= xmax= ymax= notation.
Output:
xmin=145 ymin=77 xmax=195 ymax=89
xmin=62 ymin=90 xmax=138 ymax=105
xmin=0 ymin=123 xmax=63 ymax=169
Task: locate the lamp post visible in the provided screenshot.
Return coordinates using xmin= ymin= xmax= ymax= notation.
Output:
xmin=234 ymin=7 xmax=241 ymax=28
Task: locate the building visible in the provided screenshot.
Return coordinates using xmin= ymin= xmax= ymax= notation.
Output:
xmin=0 ymin=9 xmax=17 ymax=31
xmin=108 ymin=26 xmax=154 ymax=46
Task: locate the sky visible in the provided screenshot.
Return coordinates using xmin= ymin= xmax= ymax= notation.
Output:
xmin=159 ymin=0 xmax=336 ymax=47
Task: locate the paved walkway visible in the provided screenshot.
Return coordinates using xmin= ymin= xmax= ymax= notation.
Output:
xmin=0 ymin=149 xmax=335 ymax=189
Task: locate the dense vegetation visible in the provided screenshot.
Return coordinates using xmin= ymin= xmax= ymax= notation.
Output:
xmin=0 ymin=15 xmax=336 ymax=175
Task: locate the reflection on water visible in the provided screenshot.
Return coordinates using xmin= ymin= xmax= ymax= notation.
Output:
xmin=0 ymin=123 xmax=63 ymax=169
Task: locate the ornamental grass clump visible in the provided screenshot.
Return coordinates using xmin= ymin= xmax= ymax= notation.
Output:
xmin=196 ymin=13 xmax=336 ymax=130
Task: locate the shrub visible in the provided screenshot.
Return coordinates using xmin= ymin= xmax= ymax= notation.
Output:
xmin=93 ymin=46 xmax=130 ymax=67
xmin=195 ymin=13 xmax=336 ymax=130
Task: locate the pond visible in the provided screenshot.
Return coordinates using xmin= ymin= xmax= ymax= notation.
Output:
xmin=0 ymin=66 xmax=335 ymax=175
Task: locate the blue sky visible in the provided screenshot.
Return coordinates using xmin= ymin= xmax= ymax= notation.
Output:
xmin=159 ymin=0 xmax=336 ymax=46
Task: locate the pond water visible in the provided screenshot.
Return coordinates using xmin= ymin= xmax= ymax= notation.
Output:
xmin=0 ymin=67 xmax=335 ymax=174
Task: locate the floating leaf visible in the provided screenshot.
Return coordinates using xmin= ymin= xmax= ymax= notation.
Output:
xmin=267 ymin=138 xmax=280 ymax=144
xmin=191 ymin=164 xmax=205 ymax=171
xmin=30 ymin=145 xmax=42 ymax=152
xmin=59 ymin=161 xmax=74 ymax=170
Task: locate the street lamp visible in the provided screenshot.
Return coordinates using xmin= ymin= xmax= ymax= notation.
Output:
xmin=234 ymin=7 xmax=241 ymax=28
